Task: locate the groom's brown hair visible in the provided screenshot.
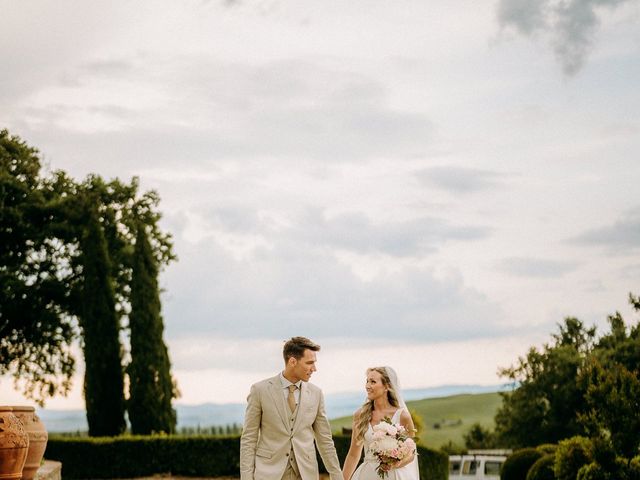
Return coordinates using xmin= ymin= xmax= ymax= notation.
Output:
xmin=283 ymin=336 xmax=320 ymax=362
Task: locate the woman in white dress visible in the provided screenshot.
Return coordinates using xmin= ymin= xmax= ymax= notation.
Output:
xmin=342 ymin=367 xmax=420 ymax=480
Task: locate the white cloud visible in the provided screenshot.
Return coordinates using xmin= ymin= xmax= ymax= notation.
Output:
xmin=161 ymin=232 xmax=506 ymax=342
xmin=2 ymin=0 xmax=639 ymax=409
xmin=417 ymin=166 xmax=508 ymax=194
xmin=498 ymin=257 xmax=581 ymax=278
xmin=571 ymin=207 xmax=640 ymax=251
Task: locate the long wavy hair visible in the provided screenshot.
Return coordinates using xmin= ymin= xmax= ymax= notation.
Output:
xmin=354 ymin=367 xmax=401 ymax=444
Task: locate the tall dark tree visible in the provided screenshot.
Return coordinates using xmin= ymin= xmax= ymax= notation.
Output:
xmin=0 ymin=129 xmax=76 ymax=404
xmin=79 ymin=204 xmax=126 ymax=436
xmin=127 ymin=221 xmax=177 ymax=434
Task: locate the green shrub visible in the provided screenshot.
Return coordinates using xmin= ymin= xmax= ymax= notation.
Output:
xmin=46 ymin=434 xmax=448 ymax=480
xmin=554 ymin=436 xmax=592 ymax=480
xmin=415 ymin=444 xmax=448 ymax=480
xmin=536 ymin=444 xmax=557 ymax=455
xmin=501 ymin=448 xmax=543 ymax=480
xmin=628 ymin=456 xmax=640 ymax=480
xmin=438 ymin=440 xmax=465 ymax=455
xmin=526 ymin=454 xmax=555 ymax=480
xmin=45 ymin=435 xmax=241 ymax=478
xmin=577 ymin=462 xmax=604 ymax=480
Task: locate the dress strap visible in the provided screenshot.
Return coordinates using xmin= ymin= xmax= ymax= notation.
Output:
xmin=392 ymin=408 xmax=404 ymax=423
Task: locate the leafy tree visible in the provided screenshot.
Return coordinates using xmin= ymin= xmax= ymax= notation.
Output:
xmin=495 ymin=317 xmax=595 ymax=447
xmin=580 ymin=360 xmax=640 ymax=459
xmin=593 ymin=308 xmax=640 ymax=374
xmin=62 ymin=176 xmax=176 ymax=435
xmin=127 ymin=221 xmax=177 ymax=434
xmin=1 ymin=130 xmax=177 ymax=432
xmin=79 ymin=204 xmax=126 ymax=436
xmin=0 ymin=129 xmax=76 ymax=404
xmin=463 ymin=422 xmax=497 ymax=449
xmin=576 ymin=296 xmax=640 ymax=459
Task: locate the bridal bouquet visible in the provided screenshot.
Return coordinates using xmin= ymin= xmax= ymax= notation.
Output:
xmin=369 ymin=417 xmax=417 ymax=478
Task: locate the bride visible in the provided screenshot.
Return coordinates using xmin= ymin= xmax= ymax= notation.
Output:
xmin=342 ymin=367 xmax=420 ymax=480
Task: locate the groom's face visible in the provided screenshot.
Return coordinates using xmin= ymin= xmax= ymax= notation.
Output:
xmin=291 ymin=349 xmax=317 ymax=382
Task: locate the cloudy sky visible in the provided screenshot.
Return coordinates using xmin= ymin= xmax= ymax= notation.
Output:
xmin=2 ymin=0 xmax=640 ymax=409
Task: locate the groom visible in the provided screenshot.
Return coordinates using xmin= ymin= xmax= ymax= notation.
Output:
xmin=240 ymin=336 xmax=342 ymax=480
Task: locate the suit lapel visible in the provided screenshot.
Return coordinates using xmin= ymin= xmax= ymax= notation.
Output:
xmin=267 ymin=375 xmax=290 ymax=430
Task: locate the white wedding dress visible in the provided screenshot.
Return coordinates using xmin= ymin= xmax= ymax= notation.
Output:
xmin=350 ymin=409 xmax=420 ymax=480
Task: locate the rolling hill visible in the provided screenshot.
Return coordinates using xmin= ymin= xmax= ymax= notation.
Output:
xmin=329 ymin=391 xmax=503 ymax=449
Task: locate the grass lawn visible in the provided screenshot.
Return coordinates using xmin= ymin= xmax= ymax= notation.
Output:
xmin=330 ymin=391 xmax=503 ymax=449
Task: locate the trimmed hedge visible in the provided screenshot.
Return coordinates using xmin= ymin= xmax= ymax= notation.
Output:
xmin=525 ymin=454 xmax=555 ymax=480
xmin=535 ymin=444 xmax=557 ymax=455
xmin=554 ymin=436 xmax=592 ymax=480
xmin=415 ymin=444 xmax=448 ymax=480
xmin=501 ymin=448 xmax=543 ymax=480
xmin=45 ymin=435 xmax=241 ymax=478
xmin=46 ymin=434 xmax=448 ymax=480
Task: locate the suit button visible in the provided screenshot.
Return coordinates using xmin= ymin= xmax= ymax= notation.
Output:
xmin=286 ymin=453 xmax=289 ymax=457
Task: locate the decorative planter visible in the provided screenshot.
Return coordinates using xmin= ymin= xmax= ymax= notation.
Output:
xmin=10 ymin=407 xmax=47 ymax=480
xmin=0 ymin=407 xmax=29 ymax=480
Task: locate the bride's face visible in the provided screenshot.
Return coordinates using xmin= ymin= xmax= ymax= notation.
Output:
xmin=365 ymin=370 xmax=387 ymax=401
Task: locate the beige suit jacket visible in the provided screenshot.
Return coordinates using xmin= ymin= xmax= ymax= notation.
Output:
xmin=240 ymin=375 xmax=342 ymax=480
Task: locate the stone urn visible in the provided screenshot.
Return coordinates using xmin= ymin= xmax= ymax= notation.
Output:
xmin=0 ymin=406 xmax=29 ymax=480
xmin=10 ymin=407 xmax=48 ymax=480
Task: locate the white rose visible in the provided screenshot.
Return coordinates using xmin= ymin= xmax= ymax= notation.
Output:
xmin=377 ymin=436 xmax=399 ymax=453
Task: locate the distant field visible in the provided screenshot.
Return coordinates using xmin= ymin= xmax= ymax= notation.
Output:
xmin=329 ymin=391 xmax=503 ymax=449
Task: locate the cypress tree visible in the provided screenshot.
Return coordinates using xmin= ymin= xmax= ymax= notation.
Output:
xmin=80 ymin=204 xmax=126 ymax=436
xmin=127 ymin=222 xmax=177 ymax=434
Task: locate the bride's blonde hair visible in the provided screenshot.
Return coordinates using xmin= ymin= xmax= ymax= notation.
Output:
xmin=354 ymin=367 xmax=401 ymax=444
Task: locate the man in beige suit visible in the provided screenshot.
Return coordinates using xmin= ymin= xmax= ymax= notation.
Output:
xmin=240 ymin=337 xmax=343 ymax=480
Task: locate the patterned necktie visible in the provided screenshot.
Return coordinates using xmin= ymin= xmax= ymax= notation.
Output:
xmin=287 ymin=384 xmax=297 ymax=413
